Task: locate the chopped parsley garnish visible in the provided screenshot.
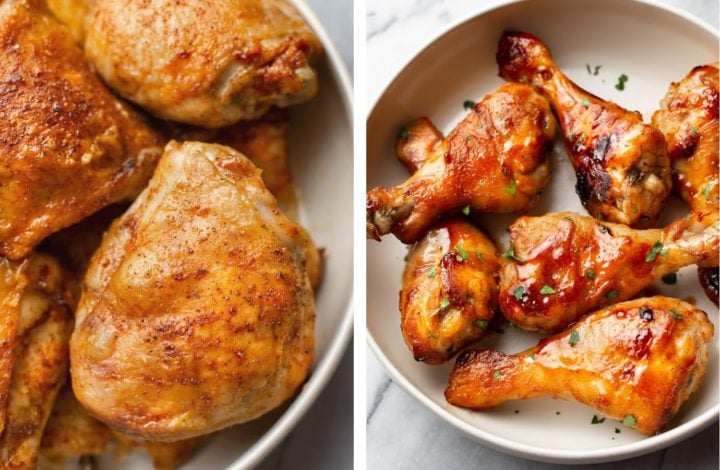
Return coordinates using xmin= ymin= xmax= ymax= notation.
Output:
xmin=439 ymin=298 xmax=450 ymax=309
xmin=475 ymin=319 xmax=488 ymax=328
xmin=615 ymin=74 xmax=628 ymax=91
xmin=605 ymin=290 xmax=620 ymax=300
xmin=455 ymin=245 xmax=470 ymax=262
xmin=503 ymin=245 xmax=524 ymax=262
xmin=591 ymin=415 xmax=605 ymax=424
xmin=513 ymin=285 xmax=525 ymax=301
xmin=702 ymin=184 xmax=712 ymax=197
xmin=427 ymin=266 xmax=437 ymax=278
xmin=398 ymin=127 xmax=410 ymax=140
xmin=474 ymin=250 xmax=484 ymax=261
xmin=540 ymin=285 xmax=555 ymax=295
xmin=586 ymin=269 xmax=596 ymax=280
xmin=503 ymin=179 xmax=517 ymax=196
xmin=645 ymin=241 xmax=664 ymax=263
xmin=493 ymin=370 xmax=502 ymax=380
xmin=586 ymin=64 xmax=592 ymax=74
xmin=569 ymin=330 xmax=580 ymax=346
xmin=661 ymin=272 xmax=677 ymax=285
xmin=670 ymin=310 xmax=683 ymax=320
xmin=581 ymin=97 xmax=590 ymax=107
xmin=462 ymin=205 xmax=471 ymax=216
xmin=622 ymin=415 xmax=636 ymax=427
xmin=690 ymin=126 xmax=698 ymax=137
xmin=594 ymin=65 xmax=601 ymax=75
xmin=428 ymin=333 xmax=438 ymax=339
xmin=463 ymin=99 xmax=475 ymax=111
xmin=529 ymin=354 xmax=536 ymax=360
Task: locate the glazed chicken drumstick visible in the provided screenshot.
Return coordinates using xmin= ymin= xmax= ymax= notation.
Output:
xmin=652 ymin=62 xmax=719 ymax=305
xmin=446 ymin=297 xmax=713 ymax=436
xmin=499 ymin=211 xmax=718 ymax=333
xmin=497 ymin=32 xmax=672 ymax=227
xmin=400 ymin=219 xmax=500 ymax=364
xmin=367 ymin=83 xmax=556 ymax=244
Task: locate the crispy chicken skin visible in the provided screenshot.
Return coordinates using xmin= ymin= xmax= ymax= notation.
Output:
xmin=0 ymin=0 xmax=164 ymax=260
xmin=400 ymin=220 xmax=500 ymax=364
xmin=0 ymin=254 xmax=76 ymax=468
xmin=367 ymin=83 xmax=556 ymax=244
xmin=84 ymin=0 xmax=322 ymax=127
xmin=395 ymin=117 xmax=443 ymax=173
xmin=70 ymin=141 xmax=318 ymax=441
xmin=499 ymin=211 xmax=718 ymax=333
xmin=0 ymin=260 xmax=26 ymax=435
xmin=446 ymin=297 xmax=714 ymax=436
xmin=46 ymin=0 xmax=89 ymax=43
xmin=497 ymin=32 xmax=672 ymax=227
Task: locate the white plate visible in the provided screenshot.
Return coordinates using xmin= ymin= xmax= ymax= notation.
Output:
xmin=366 ymin=0 xmax=719 ymax=464
xmin=94 ymin=1 xmax=354 ymax=468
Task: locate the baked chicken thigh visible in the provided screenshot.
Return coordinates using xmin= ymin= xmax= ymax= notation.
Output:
xmin=367 ymin=83 xmax=556 ymax=244
xmin=84 ymin=0 xmax=322 ymax=127
xmin=446 ymin=297 xmax=713 ymax=436
xmin=497 ymin=32 xmax=672 ymax=227
xmin=0 ymin=1 xmax=164 ymax=260
xmin=71 ymin=141 xmax=319 ymax=441
xmin=400 ymin=219 xmax=500 ymax=364
xmin=499 ymin=211 xmax=718 ymax=333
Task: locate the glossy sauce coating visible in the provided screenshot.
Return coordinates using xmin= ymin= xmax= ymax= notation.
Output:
xmin=497 ymin=32 xmax=671 ymax=227
xmin=446 ymin=297 xmax=714 ymax=436
xmin=400 ymin=219 xmax=500 ymax=364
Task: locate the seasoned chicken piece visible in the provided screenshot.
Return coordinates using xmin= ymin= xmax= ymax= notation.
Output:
xmin=71 ymin=141 xmax=319 ymax=441
xmin=0 ymin=254 xmax=76 ymax=468
xmin=84 ymin=0 xmax=322 ymax=127
xmin=400 ymin=220 xmax=500 ymax=364
xmin=446 ymin=297 xmax=714 ymax=436
xmin=0 ymin=260 xmax=27 ymax=435
xmin=114 ymin=432 xmax=203 ymax=470
xmin=39 ymin=384 xmax=112 ymax=462
xmin=0 ymin=1 xmax=164 ymax=260
xmin=395 ymin=117 xmax=443 ymax=173
xmin=46 ymin=0 xmax=89 ymax=43
xmin=497 ymin=32 xmax=672 ymax=227
xmin=367 ymin=83 xmax=556 ymax=244
xmin=499 ymin=211 xmax=718 ymax=333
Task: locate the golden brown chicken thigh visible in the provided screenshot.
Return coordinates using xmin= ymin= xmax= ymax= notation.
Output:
xmin=0 ymin=1 xmax=164 ymax=260
xmin=71 ymin=141 xmax=319 ymax=441
xmin=400 ymin=219 xmax=500 ymax=364
xmin=499 ymin=211 xmax=718 ymax=333
xmin=497 ymin=32 xmax=672 ymax=227
xmin=84 ymin=0 xmax=322 ymax=127
xmin=367 ymin=83 xmax=556 ymax=244
xmin=446 ymin=296 xmax=713 ymax=436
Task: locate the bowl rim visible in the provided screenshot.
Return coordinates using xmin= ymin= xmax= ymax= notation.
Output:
xmin=366 ymin=0 xmax=719 ymax=464
xmin=227 ymin=0 xmax=354 ymax=468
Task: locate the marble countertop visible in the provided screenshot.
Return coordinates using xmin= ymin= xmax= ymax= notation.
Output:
xmin=256 ymin=0 xmax=353 ymax=469
xmin=366 ymin=0 xmax=719 ymax=469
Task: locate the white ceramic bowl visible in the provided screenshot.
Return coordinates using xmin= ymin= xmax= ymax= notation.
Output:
xmin=367 ymin=0 xmax=718 ymax=464
xmin=93 ymin=1 xmax=353 ymax=468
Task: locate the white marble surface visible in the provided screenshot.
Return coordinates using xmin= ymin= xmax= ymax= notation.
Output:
xmin=366 ymin=0 xmax=719 ymax=469
xmin=255 ymin=0 xmax=353 ymax=469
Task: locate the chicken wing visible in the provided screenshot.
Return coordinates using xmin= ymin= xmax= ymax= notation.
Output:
xmin=499 ymin=211 xmax=718 ymax=333
xmin=0 ymin=260 xmax=27 ymax=435
xmin=400 ymin=219 xmax=500 ymax=364
xmin=46 ymin=0 xmax=89 ymax=43
xmin=446 ymin=296 xmax=713 ymax=436
xmin=367 ymin=83 xmax=556 ymax=244
xmin=497 ymin=32 xmax=672 ymax=227
xmin=0 ymin=254 xmax=76 ymax=468
xmin=71 ymin=141 xmax=319 ymax=441
xmin=84 ymin=0 xmax=322 ymax=127
xmin=0 ymin=0 xmax=164 ymax=260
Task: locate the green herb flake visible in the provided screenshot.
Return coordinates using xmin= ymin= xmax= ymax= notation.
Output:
xmin=586 ymin=269 xmax=596 ymax=280
xmin=455 ymin=245 xmax=470 ymax=262
xmin=645 ymin=241 xmax=664 ymax=263
xmin=529 ymin=354 xmax=536 ymax=360
xmin=475 ymin=319 xmax=488 ymax=329
xmin=671 ymin=310 xmax=683 ymax=320
xmin=690 ymin=126 xmax=698 ymax=137
xmin=439 ymin=298 xmax=450 ymax=309
xmin=684 ymin=214 xmax=692 ymax=222
xmin=605 ymin=290 xmax=620 ymax=300
xmin=594 ymin=65 xmax=602 ymax=76
xmin=591 ymin=415 xmax=606 ymax=424
xmin=462 ymin=205 xmax=471 ymax=216
xmin=569 ymin=330 xmax=580 ymax=347
xmin=661 ymin=272 xmax=677 ymax=285
xmin=427 ymin=266 xmax=437 ymax=278
xmin=493 ymin=370 xmax=502 ymax=380
xmin=622 ymin=415 xmax=636 ymax=427
xmin=702 ymin=184 xmax=712 ymax=198
xmin=540 ymin=285 xmax=556 ymax=295
xmin=615 ymin=74 xmax=628 ymax=91
xmin=503 ymin=179 xmax=517 ymax=196
xmin=586 ymin=64 xmax=592 ymax=74
xmin=463 ymin=99 xmax=475 ymax=111
xmin=474 ymin=250 xmax=484 ymax=261
xmin=428 ymin=332 xmax=438 ymax=339
xmin=398 ymin=127 xmax=410 ymax=140
xmin=581 ymin=97 xmax=590 ymax=107
xmin=513 ymin=285 xmax=526 ymax=301
xmin=503 ymin=245 xmax=524 ymax=262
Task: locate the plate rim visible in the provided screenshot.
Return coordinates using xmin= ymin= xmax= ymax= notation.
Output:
xmin=226 ymin=0 xmax=355 ymax=468
xmin=366 ymin=0 xmax=719 ymax=464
